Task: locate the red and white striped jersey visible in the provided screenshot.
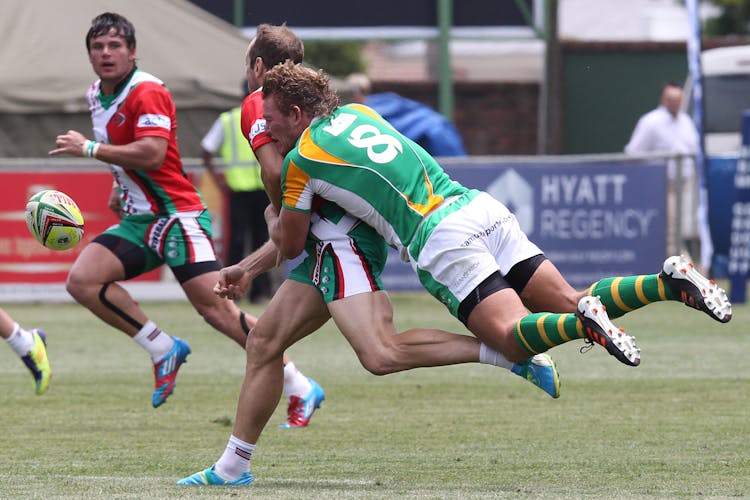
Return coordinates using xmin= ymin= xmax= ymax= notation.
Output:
xmin=87 ymin=69 xmax=205 ymax=216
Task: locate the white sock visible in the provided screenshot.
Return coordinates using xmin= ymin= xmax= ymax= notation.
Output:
xmin=283 ymin=361 xmax=312 ymax=400
xmin=214 ymin=435 xmax=255 ymax=480
xmin=132 ymin=321 xmax=173 ymax=363
xmin=479 ymin=343 xmax=513 ymax=370
xmin=5 ymin=322 xmax=34 ymax=356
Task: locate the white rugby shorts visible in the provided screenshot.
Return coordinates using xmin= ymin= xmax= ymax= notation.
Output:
xmin=413 ymin=191 xmax=542 ymax=306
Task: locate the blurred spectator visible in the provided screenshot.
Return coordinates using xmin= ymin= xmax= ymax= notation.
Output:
xmin=625 ymin=82 xmax=700 ymax=260
xmin=342 ymin=73 xmax=467 ymax=157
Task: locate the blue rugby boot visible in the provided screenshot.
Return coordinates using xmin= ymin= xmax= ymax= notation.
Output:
xmin=511 ymin=353 xmax=560 ymax=398
xmin=177 ymin=464 xmax=254 ymax=485
xmin=152 ymin=336 xmax=191 ymax=408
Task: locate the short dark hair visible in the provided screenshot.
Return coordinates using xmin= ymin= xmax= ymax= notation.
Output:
xmin=249 ymin=24 xmax=303 ymax=70
xmin=86 ymin=12 xmax=136 ymax=52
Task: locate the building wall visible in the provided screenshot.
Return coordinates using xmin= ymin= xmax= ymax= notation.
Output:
xmin=560 ymin=41 xmax=688 ymax=154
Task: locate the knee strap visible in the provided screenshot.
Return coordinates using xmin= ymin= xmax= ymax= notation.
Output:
xmin=99 ymin=283 xmax=143 ymax=330
xmin=239 ymin=312 xmax=250 ymax=335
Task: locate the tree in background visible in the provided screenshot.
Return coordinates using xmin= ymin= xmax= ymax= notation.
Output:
xmin=704 ymin=0 xmax=750 ymax=36
xmin=303 ymin=41 xmax=365 ymax=76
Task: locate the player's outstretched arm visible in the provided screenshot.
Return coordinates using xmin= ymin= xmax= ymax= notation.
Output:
xmin=214 ymin=265 xmax=251 ymax=300
xmin=49 ymin=132 xmax=167 ymax=171
xmin=214 ymin=240 xmax=280 ymax=300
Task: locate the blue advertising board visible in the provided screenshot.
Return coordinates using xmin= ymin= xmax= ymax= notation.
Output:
xmin=379 ymin=159 xmax=668 ymax=290
xmin=727 ymin=110 xmax=750 ymax=302
xmin=707 ymin=156 xmax=739 ymax=278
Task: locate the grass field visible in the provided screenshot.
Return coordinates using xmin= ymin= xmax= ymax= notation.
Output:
xmin=0 ymin=292 xmax=747 ymax=499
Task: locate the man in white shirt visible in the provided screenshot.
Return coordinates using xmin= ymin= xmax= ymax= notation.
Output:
xmin=625 ymin=82 xmax=700 ymax=261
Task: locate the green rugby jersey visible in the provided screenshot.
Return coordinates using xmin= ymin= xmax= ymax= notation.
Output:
xmin=281 ymin=104 xmax=468 ymax=256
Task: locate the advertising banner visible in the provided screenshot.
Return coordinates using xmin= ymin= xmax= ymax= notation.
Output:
xmin=0 ymin=170 xmax=160 ymax=283
xmin=727 ymin=111 xmax=750 ymax=302
xmin=380 ymin=159 xmax=667 ymax=291
xmin=4 ymin=159 xmax=668 ymax=293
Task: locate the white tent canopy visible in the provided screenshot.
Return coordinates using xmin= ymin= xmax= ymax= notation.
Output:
xmin=0 ymin=0 xmax=250 ymax=114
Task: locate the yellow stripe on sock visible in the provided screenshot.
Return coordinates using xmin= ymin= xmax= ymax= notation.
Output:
xmin=515 ymin=319 xmax=538 ymax=354
xmin=536 ymin=313 xmax=555 ymax=348
xmin=657 ymin=275 xmax=668 ymax=300
xmin=575 ymin=318 xmax=584 ymax=337
xmin=557 ymin=314 xmax=572 ymax=342
xmin=611 ymin=277 xmax=633 ymax=312
xmin=634 ymin=275 xmax=648 ymax=304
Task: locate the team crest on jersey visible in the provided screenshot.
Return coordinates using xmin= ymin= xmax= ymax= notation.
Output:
xmin=137 ymin=114 xmax=171 ymax=130
xmin=111 ymin=112 xmax=126 ymax=127
xmin=249 ymin=119 xmax=266 ymax=142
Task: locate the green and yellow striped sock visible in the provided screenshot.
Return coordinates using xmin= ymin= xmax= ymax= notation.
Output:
xmin=513 ymin=312 xmax=583 ymax=355
xmin=587 ymin=274 xmax=675 ymax=319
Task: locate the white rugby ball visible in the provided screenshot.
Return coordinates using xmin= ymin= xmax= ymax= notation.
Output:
xmin=25 ymin=189 xmax=85 ymax=251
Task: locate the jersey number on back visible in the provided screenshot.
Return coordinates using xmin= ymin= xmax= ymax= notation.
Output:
xmin=323 ymin=112 xmax=403 ymax=164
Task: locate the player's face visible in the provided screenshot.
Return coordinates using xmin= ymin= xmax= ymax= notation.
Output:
xmin=88 ymin=28 xmax=136 ymax=93
xmin=263 ymin=95 xmax=300 ymax=156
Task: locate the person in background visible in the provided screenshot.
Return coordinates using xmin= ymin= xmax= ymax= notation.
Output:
xmin=201 ymin=94 xmax=272 ymax=303
xmin=0 ymin=307 xmax=50 ymax=395
xmin=48 ymin=12 xmax=320 ymax=414
xmin=625 ymin=82 xmax=701 ymax=261
xmin=343 ymin=72 xmax=467 ymax=157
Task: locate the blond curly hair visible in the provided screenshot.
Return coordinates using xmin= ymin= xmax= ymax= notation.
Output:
xmin=262 ymin=60 xmax=339 ymax=118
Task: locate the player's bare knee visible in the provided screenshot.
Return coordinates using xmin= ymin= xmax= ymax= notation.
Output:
xmin=245 ymin=326 xmax=285 ymax=364
xmin=356 ymin=344 xmax=400 ymax=376
xmin=64 ymin=277 xmax=81 ymax=300
xmin=358 ymin=355 xmax=391 ymax=376
xmin=196 ymin=306 xmax=222 ymax=330
xmin=193 ymin=301 xmax=233 ymax=333
xmin=65 ymin=272 xmax=92 ymax=302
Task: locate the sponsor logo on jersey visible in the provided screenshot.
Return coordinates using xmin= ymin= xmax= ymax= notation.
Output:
xmin=249 ymin=119 xmax=266 ymax=142
xmin=137 ymin=114 xmax=171 ymax=130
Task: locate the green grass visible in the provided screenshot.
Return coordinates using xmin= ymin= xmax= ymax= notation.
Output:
xmin=0 ymin=293 xmax=748 ymax=499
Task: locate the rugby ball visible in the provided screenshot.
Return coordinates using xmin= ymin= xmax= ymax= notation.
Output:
xmin=25 ymin=190 xmax=85 ymax=251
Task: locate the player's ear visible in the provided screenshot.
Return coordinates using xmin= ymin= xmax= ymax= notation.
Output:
xmin=254 ymin=57 xmax=265 ymax=76
xmin=290 ymin=105 xmax=302 ymax=123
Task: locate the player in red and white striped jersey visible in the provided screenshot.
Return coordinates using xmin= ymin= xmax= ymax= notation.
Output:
xmin=48 ymin=12 xmax=316 ymax=409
